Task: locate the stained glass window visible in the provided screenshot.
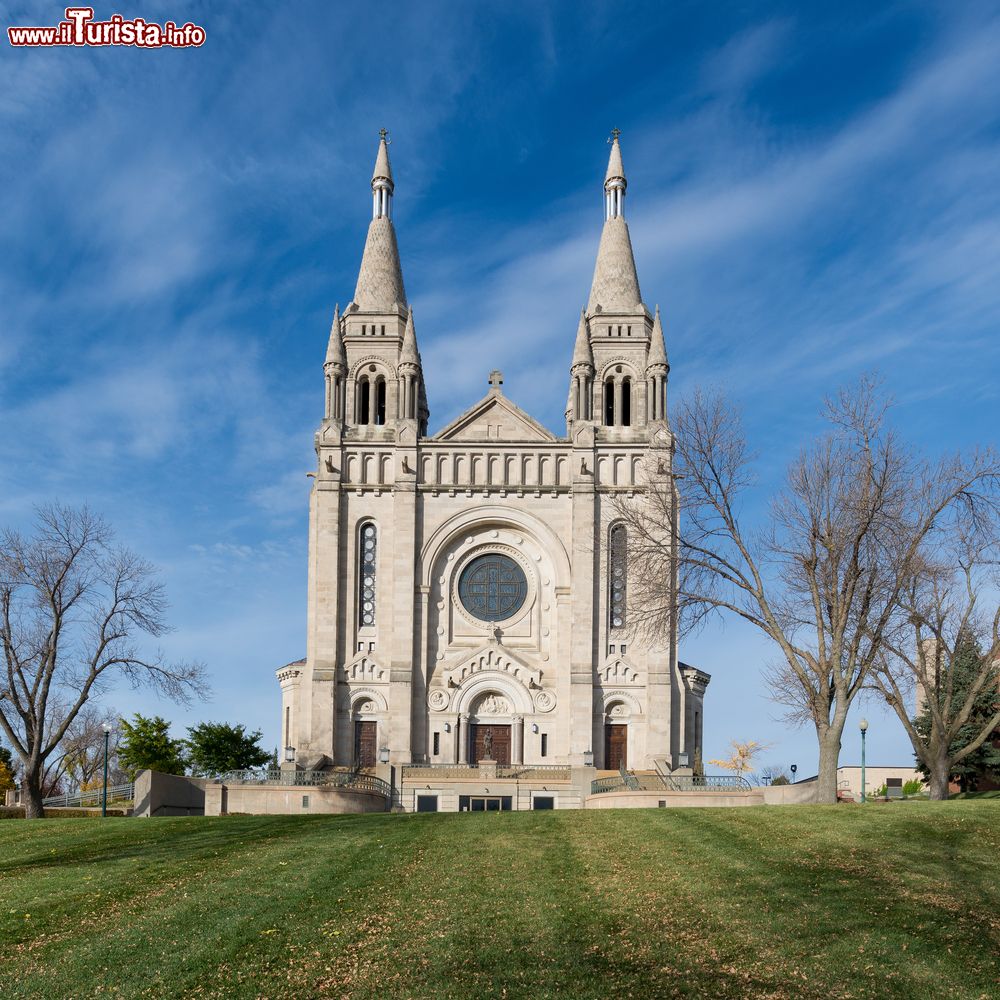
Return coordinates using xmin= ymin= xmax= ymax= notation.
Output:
xmin=458 ymin=553 xmax=528 ymax=622
xmin=359 ymin=523 xmax=377 ymax=627
xmin=609 ymin=524 xmax=627 ymax=630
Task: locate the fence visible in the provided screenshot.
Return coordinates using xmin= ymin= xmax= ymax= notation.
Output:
xmin=591 ymin=773 xmax=752 ymax=795
xmin=41 ymin=782 xmax=135 ymax=808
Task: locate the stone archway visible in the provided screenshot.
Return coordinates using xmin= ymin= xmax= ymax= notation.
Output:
xmin=452 ymin=672 xmax=533 ymax=767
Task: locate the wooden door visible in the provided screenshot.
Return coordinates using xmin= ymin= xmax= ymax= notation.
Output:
xmin=605 ymin=724 xmax=627 ymax=770
xmin=354 ymin=720 xmax=377 ymax=768
xmin=470 ymin=724 xmax=511 ymax=765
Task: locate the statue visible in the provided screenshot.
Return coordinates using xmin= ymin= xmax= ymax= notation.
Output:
xmin=482 ymin=729 xmax=493 ymax=760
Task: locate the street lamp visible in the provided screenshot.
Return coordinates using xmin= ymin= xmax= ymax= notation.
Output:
xmin=101 ymin=723 xmax=112 ymax=818
xmin=790 ymin=764 xmax=798 ymax=783
xmin=859 ymin=718 xmax=869 ymax=804
xmin=378 ymin=747 xmax=395 ymax=810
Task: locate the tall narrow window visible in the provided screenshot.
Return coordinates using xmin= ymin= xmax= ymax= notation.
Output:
xmin=359 ymin=523 xmax=377 ymax=627
xmin=609 ymin=524 xmax=627 ymax=630
xmin=359 ymin=378 xmax=370 ymax=424
xmin=604 ymin=379 xmax=614 ymax=425
xmin=375 ymin=378 xmax=386 ymax=425
xmin=621 ymin=379 xmax=632 ymax=426
xmin=284 ymin=706 xmax=290 ymax=747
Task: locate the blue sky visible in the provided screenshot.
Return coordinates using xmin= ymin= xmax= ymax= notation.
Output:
xmin=2 ymin=0 xmax=999 ymax=773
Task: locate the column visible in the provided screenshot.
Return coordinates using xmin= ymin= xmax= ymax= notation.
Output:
xmin=614 ymin=379 xmax=623 ymax=427
xmin=511 ymin=716 xmax=524 ymax=766
xmin=457 ymin=714 xmax=469 ymax=764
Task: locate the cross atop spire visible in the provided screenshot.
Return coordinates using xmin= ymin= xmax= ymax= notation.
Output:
xmin=608 ymin=126 xmax=621 ymax=143
xmin=488 ymin=369 xmax=504 ymax=393
xmin=379 ymin=126 xmax=389 ymax=143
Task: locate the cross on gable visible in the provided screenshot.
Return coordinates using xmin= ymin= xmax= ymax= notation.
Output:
xmin=488 ymin=369 xmax=504 ymax=391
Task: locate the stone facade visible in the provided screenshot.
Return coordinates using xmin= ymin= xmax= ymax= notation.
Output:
xmin=277 ymin=134 xmax=709 ymax=773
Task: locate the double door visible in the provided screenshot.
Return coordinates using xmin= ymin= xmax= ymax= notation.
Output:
xmin=605 ymin=724 xmax=628 ymax=770
xmin=469 ymin=723 xmax=511 ymax=765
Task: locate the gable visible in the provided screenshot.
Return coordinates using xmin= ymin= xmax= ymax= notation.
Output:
xmin=432 ymin=394 xmax=557 ymax=443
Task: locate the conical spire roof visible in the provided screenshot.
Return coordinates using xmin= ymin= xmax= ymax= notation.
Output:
xmin=325 ymin=304 xmax=346 ymax=366
xmin=571 ymin=309 xmax=593 ymax=367
xmin=587 ymin=217 xmax=642 ymax=313
xmin=400 ymin=307 xmax=420 ymax=365
xmin=354 ymin=217 xmax=406 ymax=311
xmin=372 ymin=134 xmax=394 ymax=189
xmin=605 ymin=135 xmax=626 ymax=186
xmin=647 ymin=305 xmax=667 ymax=368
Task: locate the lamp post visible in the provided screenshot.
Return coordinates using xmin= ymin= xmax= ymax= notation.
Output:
xmin=790 ymin=764 xmax=798 ymax=784
xmin=859 ymin=718 xmax=869 ymax=804
xmin=101 ymin=723 xmax=112 ymax=818
xmin=379 ymin=746 xmax=395 ymax=810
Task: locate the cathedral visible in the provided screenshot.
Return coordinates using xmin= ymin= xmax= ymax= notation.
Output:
xmin=277 ymin=133 xmax=709 ymax=784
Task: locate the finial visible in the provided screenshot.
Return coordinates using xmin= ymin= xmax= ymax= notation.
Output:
xmin=488 ymin=369 xmax=504 ymax=392
xmin=608 ymin=127 xmax=621 ymax=143
xmin=379 ymin=127 xmax=390 ymax=144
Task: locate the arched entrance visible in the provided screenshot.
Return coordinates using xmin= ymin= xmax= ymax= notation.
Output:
xmin=468 ymin=692 xmax=514 ymax=765
xmin=604 ymin=700 xmax=631 ymax=770
xmin=352 ymin=697 xmax=379 ymax=768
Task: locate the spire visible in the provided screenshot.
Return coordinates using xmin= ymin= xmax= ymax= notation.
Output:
xmin=571 ymin=309 xmax=593 ymax=368
xmin=325 ymin=304 xmax=346 ymax=367
xmin=372 ymin=129 xmax=394 ymax=192
xmin=588 ymin=131 xmax=642 ymax=314
xmin=587 ymin=217 xmax=642 ymax=313
xmin=353 ymin=132 xmax=407 ymax=311
xmin=400 ymin=307 xmax=420 ymax=365
xmin=604 ymin=129 xmax=627 ymax=220
xmin=605 ymin=129 xmax=626 ymax=188
xmin=647 ymin=305 xmax=667 ymax=368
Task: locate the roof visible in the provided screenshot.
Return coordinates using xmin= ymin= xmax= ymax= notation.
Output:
xmin=353 ymin=216 xmax=407 ymax=311
xmin=371 ymin=135 xmax=394 ymax=188
xmin=325 ymin=304 xmax=346 ymax=366
xmin=647 ymin=305 xmax=667 ymax=368
xmin=432 ymin=391 xmax=558 ymax=443
xmin=571 ymin=309 xmax=593 ymax=367
xmin=400 ymin=308 xmax=420 ymax=365
xmin=587 ymin=216 xmax=643 ymax=313
xmin=605 ymin=136 xmax=626 ymax=186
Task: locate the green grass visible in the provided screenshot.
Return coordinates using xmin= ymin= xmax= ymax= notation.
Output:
xmin=2 ymin=805 xmax=999 ymax=999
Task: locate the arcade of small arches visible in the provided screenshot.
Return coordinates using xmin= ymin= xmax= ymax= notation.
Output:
xmin=569 ymin=363 xmax=668 ymax=427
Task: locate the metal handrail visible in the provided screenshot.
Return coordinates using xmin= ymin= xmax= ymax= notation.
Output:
xmin=400 ymin=762 xmax=572 ymax=781
xmin=42 ymin=782 xmax=135 ymax=808
xmin=590 ymin=773 xmax=753 ymax=795
xmin=215 ymin=768 xmax=391 ymax=798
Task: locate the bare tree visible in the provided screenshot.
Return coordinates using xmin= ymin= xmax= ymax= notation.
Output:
xmin=41 ymin=703 xmax=123 ymax=794
xmin=0 ymin=504 xmax=207 ymax=817
xmin=614 ymin=378 xmax=1000 ymax=803
xmin=870 ymin=531 xmax=1000 ymax=799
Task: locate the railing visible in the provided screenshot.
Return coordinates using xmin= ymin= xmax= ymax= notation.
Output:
xmin=216 ymin=769 xmax=391 ymax=798
xmin=399 ymin=762 xmax=572 ymax=781
xmin=590 ymin=773 xmax=753 ymax=795
xmin=42 ymin=782 xmax=135 ymax=808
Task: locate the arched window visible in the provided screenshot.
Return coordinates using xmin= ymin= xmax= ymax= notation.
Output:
xmin=609 ymin=524 xmax=627 ymax=630
xmin=621 ymin=378 xmax=631 ymax=426
xmin=358 ymin=523 xmax=377 ymax=627
xmin=604 ymin=378 xmax=614 ymax=425
xmin=359 ymin=377 xmax=370 ymax=424
xmin=375 ymin=378 xmax=386 ymax=425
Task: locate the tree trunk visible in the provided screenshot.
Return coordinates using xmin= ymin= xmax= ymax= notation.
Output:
xmin=21 ymin=764 xmax=45 ymax=819
xmin=928 ymin=746 xmax=951 ymax=801
xmin=815 ymin=726 xmax=843 ymax=804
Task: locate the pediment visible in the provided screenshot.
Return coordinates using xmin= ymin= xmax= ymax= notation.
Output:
xmin=598 ymin=656 xmax=642 ymax=686
xmin=432 ymin=394 xmax=557 ymax=443
xmin=441 ymin=642 xmax=543 ymax=688
xmin=340 ymin=653 xmax=389 ymax=684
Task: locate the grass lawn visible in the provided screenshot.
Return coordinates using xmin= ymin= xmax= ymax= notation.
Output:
xmin=2 ymin=804 xmax=999 ymax=999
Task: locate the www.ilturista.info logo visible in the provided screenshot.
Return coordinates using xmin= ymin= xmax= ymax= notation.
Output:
xmin=8 ymin=7 xmax=206 ymax=47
